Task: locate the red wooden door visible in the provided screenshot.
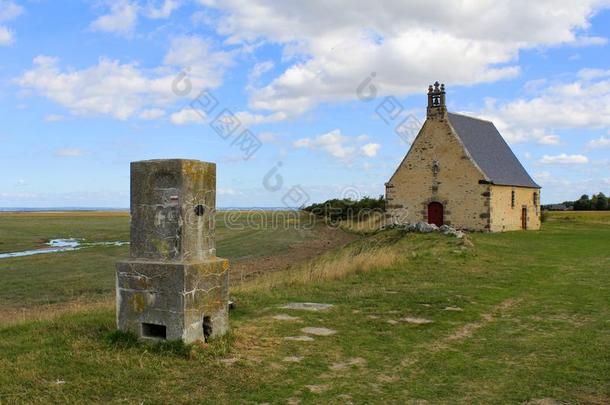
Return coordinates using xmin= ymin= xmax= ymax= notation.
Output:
xmin=428 ymin=202 xmax=444 ymax=226
xmin=521 ymin=207 xmax=527 ymax=230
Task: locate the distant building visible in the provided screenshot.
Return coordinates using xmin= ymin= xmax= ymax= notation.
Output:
xmin=385 ymin=82 xmax=541 ymax=232
xmin=546 ymin=204 xmax=571 ymax=211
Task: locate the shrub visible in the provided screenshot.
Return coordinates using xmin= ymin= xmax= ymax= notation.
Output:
xmin=573 ymin=194 xmax=591 ymax=211
xmin=303 ymin=195 xmax=385 ymax=222
xmin=595 ymin=192 xmax=608 ymax=210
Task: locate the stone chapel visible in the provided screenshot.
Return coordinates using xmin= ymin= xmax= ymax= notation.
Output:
xmin=385 ymin=82 xmax=541 ymax=232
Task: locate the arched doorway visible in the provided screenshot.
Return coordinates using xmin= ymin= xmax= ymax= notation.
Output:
xmin=427 ymin=202 xmax=444 ymax=226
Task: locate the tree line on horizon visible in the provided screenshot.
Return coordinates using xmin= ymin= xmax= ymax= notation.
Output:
xmin=304 ymin=193 xmax=610 ymax=217
xmin=544 ymin=192 xmax=610 ymax=211
xmin=303 ymin=196 xmax=386 ymax=221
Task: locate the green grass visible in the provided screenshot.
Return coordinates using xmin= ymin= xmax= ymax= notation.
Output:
xmin=0 ymin=212 xmax=609 ymax=403
xmin=0 ymin=211 xmax=320 ymax=307
xmin=0 ymin=212 xmax=130 ymax=253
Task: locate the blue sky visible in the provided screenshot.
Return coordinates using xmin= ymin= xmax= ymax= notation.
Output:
xmin=1 ymin=0 xmax=610 ymax=208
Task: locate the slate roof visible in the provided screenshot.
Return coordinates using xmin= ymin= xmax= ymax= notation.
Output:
xmin=447 ymin=112 xmax=540 ymax=188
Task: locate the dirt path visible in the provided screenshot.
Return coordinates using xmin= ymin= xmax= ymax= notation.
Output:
xmin=229 ymin=225 xmax=359 ymax=285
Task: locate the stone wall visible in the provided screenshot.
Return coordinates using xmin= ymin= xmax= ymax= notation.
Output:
xmin=489 ymin=185 xmax=541 ymax=231
xmin=386 ymin=118 xmax=491 ymax=231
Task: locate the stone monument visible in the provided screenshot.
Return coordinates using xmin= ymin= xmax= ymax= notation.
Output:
xmin=116 ymin=159 xmax=229 ymax=343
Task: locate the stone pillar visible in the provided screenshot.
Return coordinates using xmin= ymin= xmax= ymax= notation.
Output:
xmin=116 ymin=159 xmax=229 ymax=343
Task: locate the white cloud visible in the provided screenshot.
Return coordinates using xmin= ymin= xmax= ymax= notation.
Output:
xmin=294 ymin=129 xmax=354 ymax=159
xmin=477 ymin=69 xmax=610 ymax=144
xmin=163 ymin=35 xmax=233 ymax=77
xmin=360 ymin=143 xmax=381 ymax=157
xmin=138 ymin=108 xmax=166 ymax=120
xmin=89 ymin=0 xmax=182 ymax=36
xmin=90 ymin=1 xmax=139 ymax=36
xmin=490 ymin=76 xmax=610 ymax=129
xmin=0 ymin=0 xmax=22 ymax=22
xmin=170 ymin=108 xmax=205 ymax=125
xmin=532 ymin=170 xmax=610 ymax=203
xmin=0 ymin=0 xmax=22 ymax=45
xmin=54 ymin=148 xmax=84 ymax=157
xmin=466 ymin=111 xmax=562 ymax=145
xmin=19 ymin=56 xmax=151 ymax=120
xmin=234 ymin=110 xmax=287 ymax=126
xmin=44 ymin=114 xmax=66 ymax=122
xmin=17 ymin=36 xmax=232 ymax=120
xmin=0 ymin=25 xmax=12 ymax=45
xmin=539 ymin=153 xmax=589 ymax=164
xmin=248 ymin=60 xmax=274 ymax=85
xmin=586 ymin=135 xmax=610 ymax=149
xmin=569 ymin=35 xmax=608 ymax=47
xmin=537 ymin=134 xmax=562 ymax=145
xmin=199 ymin=0 xmax=610 ymax=115
xmin=144 ymin=0 xmax=181 ymax=19
xmin=294 ymin=129 xmax=377 ymax=162
xmin=258 ymin=132 xmax=277 ymax=142
xmin=578 ymin=68 xmax=610 ymax=80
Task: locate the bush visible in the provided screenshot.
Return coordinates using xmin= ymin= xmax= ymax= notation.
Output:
xmin=573 ymin=194 xmax=591 ymax=211
xmin=570 ymin=193 xmax=610 ymax=211
xmin=303 ymin=195 xmax=385 ymax=222
xmin=595 ymin=192 xmax=608 ymax=210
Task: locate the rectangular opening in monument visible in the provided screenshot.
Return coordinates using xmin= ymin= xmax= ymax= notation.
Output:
xmin=142 ymin=323 xmax=167 ymax=339
xmin=203 ymin=316 xmax=212 ymax=342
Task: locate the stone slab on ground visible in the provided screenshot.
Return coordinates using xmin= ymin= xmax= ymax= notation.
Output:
xmin=400 ymin=317 xmax=434 ymax=324
xmin=273 ymin=314 xmax=301 ymax=321
xmin=330 ymin=357 xmax=367 ymax=371
xmin=301 ymin=327 xmax=337 ymax=336
xmin=281 ymin=303 xmax=334 ymax=312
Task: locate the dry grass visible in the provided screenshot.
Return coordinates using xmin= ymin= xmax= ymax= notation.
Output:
xmin=338 ymin=211 xmax=387 ymax=234
xmin=546 ymin=210 xmax=610 ymax=223
xmin=235 ymin=237 xmax=403 ymax=292
xmin=0 ymin=298 xmax=113 ymax=326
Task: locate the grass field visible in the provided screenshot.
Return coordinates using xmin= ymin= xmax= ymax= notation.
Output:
xmin=0 ymin=211 xmax=329 ymax=308
xmin=0 ymin=211 xmax=609 ymax=403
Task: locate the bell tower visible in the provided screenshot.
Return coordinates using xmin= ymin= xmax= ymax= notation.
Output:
xmin=427 ymin=81 xmax=447 ymax=120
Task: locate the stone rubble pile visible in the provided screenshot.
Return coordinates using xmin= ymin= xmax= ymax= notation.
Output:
xmin=385 ymin=221 xmax=465 ymax=238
